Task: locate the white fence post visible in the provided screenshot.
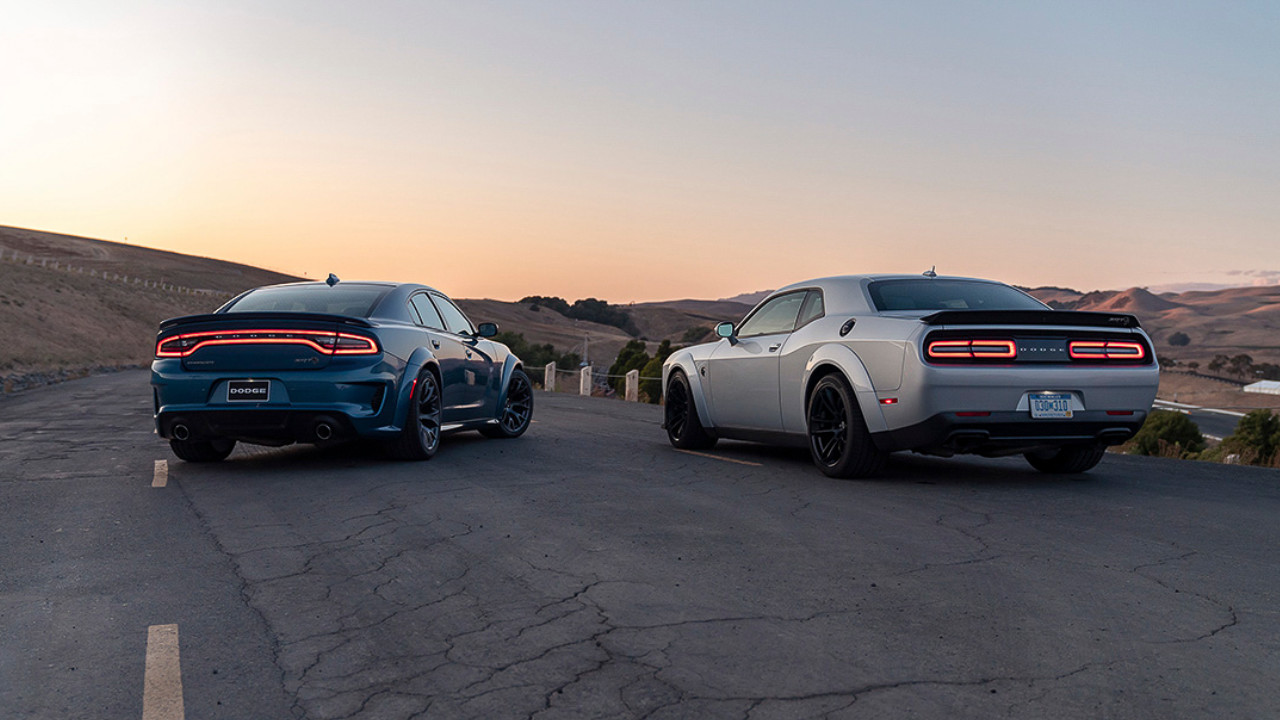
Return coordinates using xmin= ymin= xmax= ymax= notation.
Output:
xmin=544 ymin=362 xmax=556 ymax=392
xmin=625 ymin=369 xmax=639 ymax=402
xmin=579 ymin=366 xmax=592 ymax=396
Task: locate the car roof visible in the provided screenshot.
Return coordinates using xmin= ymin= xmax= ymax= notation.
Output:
xmin=765 ymin=274 xmax=1018 ymax=315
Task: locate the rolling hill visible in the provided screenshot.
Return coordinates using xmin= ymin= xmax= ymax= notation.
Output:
xmin=2 ymin=225 xmax=1275 ymax=398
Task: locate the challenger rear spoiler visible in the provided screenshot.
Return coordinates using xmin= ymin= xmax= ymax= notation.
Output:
xmin=920 ymin=310 xmax=1142 ymax=329
xmin=157 ymin=312 xmax=375 ymax=331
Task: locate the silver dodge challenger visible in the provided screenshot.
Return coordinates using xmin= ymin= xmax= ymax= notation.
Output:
xmin=662 ymin=273 xmax=1159 ymax=477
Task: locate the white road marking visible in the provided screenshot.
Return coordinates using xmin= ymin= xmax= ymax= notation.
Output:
xmin=152 ymin=460 xmax=168 ymax=488
xmin=142 ymin=624 xmax=184 ymax=720
xmin=675 ymin=449 xmax=763 ymax=467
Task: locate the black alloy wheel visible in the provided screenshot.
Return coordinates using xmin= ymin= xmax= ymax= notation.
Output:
xmin=664 ymin=371 xmax=715 ymax=449
xmin=806 ymin=373 xmax=887 ymax=478
xmin=482 ymin=369 xmax=534 ymax=439
xmin=388 ymin=369 xmax=442 ymax=460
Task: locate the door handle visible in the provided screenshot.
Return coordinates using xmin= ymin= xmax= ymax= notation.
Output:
xmin=466 ymin=350 xmax=473 ymax=359
xmin=431 ymin=339 xmax=440 ymax=349
xmin=768 ymin=344 xmax=781 ymax=352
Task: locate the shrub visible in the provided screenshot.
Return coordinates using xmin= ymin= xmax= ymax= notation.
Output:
xmin=1168 ymin=331 xmax=1190 ymax=346
xmin=1128 ymin=410 xmax=1205 ymax=458
xmin=1217 ymin=409 xmax=1280 ymax=467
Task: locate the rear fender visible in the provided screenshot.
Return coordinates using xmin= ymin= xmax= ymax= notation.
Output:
xmin=800 ymin=344 xmax=888 ymax=434
xmin=394 ymin=347 xmax=440 ymax=431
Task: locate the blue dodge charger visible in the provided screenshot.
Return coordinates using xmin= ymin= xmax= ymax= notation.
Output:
xmin=151 ymin=278 xmax=533 ymax=462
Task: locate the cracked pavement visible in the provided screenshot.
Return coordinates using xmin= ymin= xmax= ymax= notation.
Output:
xmin=2 ymin=371 xmax=1279 ymax=718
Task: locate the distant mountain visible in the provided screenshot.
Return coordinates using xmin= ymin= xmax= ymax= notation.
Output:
xmin=718 ymin=289 xmax=772 ymax=306
xmin=1023 ymin=285 xmax=1280 ymax=367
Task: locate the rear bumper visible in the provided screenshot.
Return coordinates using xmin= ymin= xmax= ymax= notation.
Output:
xmin=871 ymin=410 xmax=1148 ymax=456
xmin=151 ymin=359 xmax=404 ymax=443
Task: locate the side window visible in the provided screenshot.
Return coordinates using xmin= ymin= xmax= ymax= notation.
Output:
xmin=796 ymin=290 xmax=825 ymax=329
xmin=410 ymin=294 xmax=445 ymax=330
xmin=432 ymin=294 xmax=475 ymax=336
xmin=736 ymin=291 xmax=807 ymax=338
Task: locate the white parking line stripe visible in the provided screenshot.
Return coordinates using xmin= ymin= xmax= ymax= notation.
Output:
xmin=142 ymin=624 xmax=184 ymax=720
xmin=152 ymin=460 xmax=168 ymax=488
xmin=675 ymin=449 xmax=763 ymax=467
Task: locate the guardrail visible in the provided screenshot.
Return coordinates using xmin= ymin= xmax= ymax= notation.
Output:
xmin=525 ymin=363 xmax=662 ymax=402
xmin=0 ymin=247 xmax=232 ymax=298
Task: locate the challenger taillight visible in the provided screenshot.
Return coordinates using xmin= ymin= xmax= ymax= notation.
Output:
xmin=927 ymin=339 xmax=1016 ymax=360
xmin=156 ymin=329 xmax=380 ymax=358
xmin=1068 ymin=340 xmax=1146 ymax=361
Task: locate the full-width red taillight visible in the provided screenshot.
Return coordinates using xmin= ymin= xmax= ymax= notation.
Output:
xmin=927 ymin=339 xmax=1016 ymax=360
xmin=1068 ymin=340 xmax=1145 ymax=360
xmin=155 ymin=329 xmax=380 ymax=358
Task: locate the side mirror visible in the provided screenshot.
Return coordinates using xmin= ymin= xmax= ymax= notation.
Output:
xmin=476 ymin=322 xmax=498 ymax=338
xmin=715 ymin=322 xmax=735 ymax=339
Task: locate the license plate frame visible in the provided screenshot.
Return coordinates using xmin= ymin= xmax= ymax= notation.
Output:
xmin=227 ymin=379 xmax=270 ymax=403
xmin=1030 ymin=392 xmax=1073 ymax=419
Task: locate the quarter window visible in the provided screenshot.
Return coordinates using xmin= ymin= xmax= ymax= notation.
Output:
xmin=409 ymin=294 xmax=444 ymax=330
xmin=433 ymin=294 xmax=476 ymax=335
xmin=736 ymin=291 xmax=807 ymax=338
xmin=796 ymin=290 xmax=825 ymax=329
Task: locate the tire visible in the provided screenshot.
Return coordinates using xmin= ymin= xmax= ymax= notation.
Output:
xmin=1024 ymin=444 xmax=1107 ymax=474
xmin=806 ymin=373 xmax=887 ymax=478
xmin=169 ymin=437 xmax=235 ymax=463
xmin=387 ymin=369 xmax=443 ymax=460
xmin=664 ymin=371 xmax=716 ymax=449
xmin=481 ymin=368 xmax=534 ymax=439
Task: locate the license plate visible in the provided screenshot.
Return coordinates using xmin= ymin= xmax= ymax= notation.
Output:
xmin=227 ymin=380 xmax=270 ymax=402
xmin=1030 ymin=392 xmax=1072 ymax=419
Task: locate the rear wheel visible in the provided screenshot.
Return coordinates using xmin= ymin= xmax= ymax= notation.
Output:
xmin=387 ymin=369 xmax=442 ymax=460
xmin=807 ymin=374 xmax=887 ymax=478
xmin=169 ymin=437 xmax=235 ymax=463
xmin=664 ymin=371 xmax=716 ymax=449
xmin=1024 ymin=444 xmax=1106 ymax=474
xmin=481 ymin=368 xmax=534 ymax=439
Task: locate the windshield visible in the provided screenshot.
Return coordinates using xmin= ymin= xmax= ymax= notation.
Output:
xmin=223 ymin=284 xmax=391 ymax=317
xmin=868 ymin=279 xmax=1047 ymax=312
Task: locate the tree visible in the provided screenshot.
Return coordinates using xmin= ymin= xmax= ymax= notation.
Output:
xmin=608 ymin=340 xmax=650 ymax=395
xmin=1128 ymin=410 xmax=1205 ymax=458
xmin=1186 ymin=361 xmax=1200 ymax=371
xmin=520 ymin=296 xmax=571 ymax=315
xmin=1168 ymin=331 xmax=1190 ymax=346
xmin=1208 ymin=354 xmax=1230 ymax=374
xmin=1218 ymin=410 xmax=1280 ymax=466
xmin=638 ymin=340 xmax=679 ymax=403
xmin=1229 ymin=354 xmax=1255 ymax=378
xmin=492 ymin=332 xmax=581 ymax=375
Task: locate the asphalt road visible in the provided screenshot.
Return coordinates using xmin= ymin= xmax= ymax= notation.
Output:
xmin=1152 ymin=400 xmax=1245 ymax=441
xmin=2 ymin=371 xmax=1278 ymax=719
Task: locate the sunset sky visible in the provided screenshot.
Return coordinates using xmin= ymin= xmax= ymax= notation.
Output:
xmin=2 ymin=2 xmax=1277 ymax=302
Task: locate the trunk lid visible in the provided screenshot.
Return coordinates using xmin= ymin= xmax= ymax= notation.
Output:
xmin=155 ymin=312 xmax=377 ymax=372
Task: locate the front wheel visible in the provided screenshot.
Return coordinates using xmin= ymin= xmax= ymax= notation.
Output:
xmin=481 ymin=368 xmax=534 ymax=439
xmin=807 ymin=374 xmax=887 ymax=478
xmin=1024 ymin=444 xmax=1106 ymax=474
xmin=170 ymin=437 xmax=235 ymax=463
xmin=664 ymin=371 xmax=716 ymax=449
xmin=387 ymin=369 xmax=443 ymax=460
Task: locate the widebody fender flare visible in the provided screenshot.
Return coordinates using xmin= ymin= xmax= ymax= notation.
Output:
xmin=663 ymin=349 xmax=715 ymax=430
xmin=800 ymin=344 xmax=889 ymax=434
xmin=492 ymin=354 xmax=525 ymax=419
xmin=394 ymin=347 xmax=441 ymax=431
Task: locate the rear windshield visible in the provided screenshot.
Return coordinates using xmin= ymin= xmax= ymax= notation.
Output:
xmin=868 ymin=280 xmax=1047 ymax=312
xmin=223 ymin=284 xmax=391 ymax=317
